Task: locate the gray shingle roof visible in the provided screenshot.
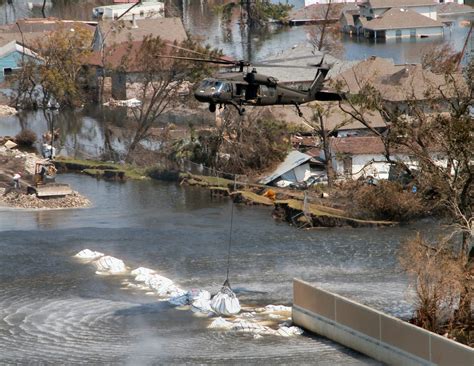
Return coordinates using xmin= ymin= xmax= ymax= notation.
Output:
xmin=363 ymin=8 xmax=443 ymax=31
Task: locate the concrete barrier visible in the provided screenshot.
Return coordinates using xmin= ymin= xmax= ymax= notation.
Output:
xmin=292 ymin=279 xmax=473 ymax=366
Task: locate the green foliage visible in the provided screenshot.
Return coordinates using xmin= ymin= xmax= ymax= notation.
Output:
xmin=13 ymin=25 xmax=93 ymax=108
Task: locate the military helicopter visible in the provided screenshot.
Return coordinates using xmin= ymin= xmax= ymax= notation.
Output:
xmin=164 ymin=53 xmax=341 ymax=117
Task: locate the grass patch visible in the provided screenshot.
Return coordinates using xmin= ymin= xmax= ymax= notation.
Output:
xmin=55 ymin=157 xmax=147 ymax=180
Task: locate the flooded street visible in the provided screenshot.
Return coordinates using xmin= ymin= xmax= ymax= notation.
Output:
xmin=0 ymin=174 xmax=421 ymax=364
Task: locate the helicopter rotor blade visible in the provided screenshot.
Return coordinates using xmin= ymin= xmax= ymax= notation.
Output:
xmin=156 ymin=55 xmax=239 ymax=66
xmin=164 ymin=43 xmax=233 ymax=64
xmin=251 ymin=62 xmax=322 ymax=69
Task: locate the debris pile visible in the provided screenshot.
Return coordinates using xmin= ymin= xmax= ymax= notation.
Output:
xmin=74 ymin=249 xmax=304 ymax=339
xmin=0 ymin=190 xmax=91 ymax=209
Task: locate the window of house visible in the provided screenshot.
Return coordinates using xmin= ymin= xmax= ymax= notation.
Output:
xmin=396 ymin=29 xmax=402 ymax=38
xmin=3 ymin=68 xmax=12 ymax=75
xmin=410 ymin=29 xmax=416 ymax=38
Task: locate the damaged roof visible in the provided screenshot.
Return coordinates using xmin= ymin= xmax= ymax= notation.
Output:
xmin=259 ymin=150 xmax=312 ymax=185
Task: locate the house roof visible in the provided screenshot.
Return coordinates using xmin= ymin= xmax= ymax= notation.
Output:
xmin=363 ymin=8 xmax=443 ymax=31
xmin=0 ymin=18 xmax=95 ymax=48
xmin=366 ymin=0 xmax=437 ymax=9
xmin=247 ymin=101 xmax=387 ymax=132
xmin=87 ymin=40 xmax=175 ymax=72
xmin=329 ymin=56 xmax=397 ymax=93
xmin=290 ymin=3 xmax=358 ymax=21
xmin=330 ymin=56 xmax=465 ymax=102
xmin=0 ymin=40 xmax=40 ymax=60
xmin=259 ymin=150 xmax=312 ymax=185
xmin=330 ymin=136 xmax=387 ymax=155
xmin=255 ymin=43 xmax=357 ymax=83
xmin=98 ymin=17 xmax=187 ymax=45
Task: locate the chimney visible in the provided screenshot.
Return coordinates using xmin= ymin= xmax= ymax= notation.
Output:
xmin=132 ymin=13 xmax=138 ymax=28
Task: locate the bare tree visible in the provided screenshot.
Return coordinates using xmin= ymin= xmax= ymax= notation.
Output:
xmin=114 ymin=36 xmax=221 ymax=161
xmin=307 ymin=1 xmax=343 ymax=57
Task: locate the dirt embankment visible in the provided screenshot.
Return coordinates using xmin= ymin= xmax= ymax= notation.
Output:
xmin=0 ymin=145 xmax=91 ymax=210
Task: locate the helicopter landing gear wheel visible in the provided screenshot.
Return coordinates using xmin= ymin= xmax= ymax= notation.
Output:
xmin=209 ymin=103 xmax=216 ymax=113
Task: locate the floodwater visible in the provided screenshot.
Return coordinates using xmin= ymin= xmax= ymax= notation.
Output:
xmin=0 ymin=173 xmax=421 ymax=364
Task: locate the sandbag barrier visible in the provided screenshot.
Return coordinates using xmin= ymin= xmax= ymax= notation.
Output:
xmin=74 ymin=249 xmax=303 ymax=339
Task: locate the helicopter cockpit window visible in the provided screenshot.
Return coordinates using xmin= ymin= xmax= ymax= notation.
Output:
xmin=199 ymin=79 xmax=214 ymax=89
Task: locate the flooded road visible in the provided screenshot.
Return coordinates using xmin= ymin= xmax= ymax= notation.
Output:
xmin=0 ymin=174 xmax=420 ymax=364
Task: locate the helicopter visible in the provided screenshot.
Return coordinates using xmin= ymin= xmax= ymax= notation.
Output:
xmin=193 ymin=58 xmax=342 ymax=117
xmin=162 ymin=51 xmax=341 ymax=117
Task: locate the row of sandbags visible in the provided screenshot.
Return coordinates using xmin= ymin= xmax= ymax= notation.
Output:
xmin=74 ymin=249 xmax=302 ymax=338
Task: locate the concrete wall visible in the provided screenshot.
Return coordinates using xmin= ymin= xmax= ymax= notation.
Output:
xmin=292 ymin=279 xmax=474 ymax=366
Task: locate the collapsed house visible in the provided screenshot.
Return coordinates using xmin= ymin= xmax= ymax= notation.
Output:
xmin=259 ymin=150 xmax=326 ymax=188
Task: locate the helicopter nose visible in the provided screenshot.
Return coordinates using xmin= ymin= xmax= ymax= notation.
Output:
xmin=194 ymin=90 xmax=212 ymax=102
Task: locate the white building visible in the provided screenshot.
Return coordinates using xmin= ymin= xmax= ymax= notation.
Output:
xmin=328 ymin=136 xmax=447 ymax=180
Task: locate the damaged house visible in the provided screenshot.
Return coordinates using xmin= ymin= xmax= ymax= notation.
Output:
xmin=259 ymin=150 xmax=326 ymax=187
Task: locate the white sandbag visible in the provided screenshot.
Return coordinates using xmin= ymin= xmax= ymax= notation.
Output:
xmin=231 ymin=320 xmax=276 ymax=335
xmin=94 ymin=256 xmax=126 ymax=274
xmin=74 ymin=249 xmax=104 ymax=260
xmin=131 ymin=267 xmax=155 ymax=276
xmin=208 ymin=317 xmax=233 ymax=330
xmin=275 ymin=326 xmax=303 ymax=337
xmin=210 ymin=283 xmax=240 ymax=316
xmin=131 ymin=267 xmax=156 ymax=282
xmin=166 ymin=285 xmax=187 ymax=298
xmin=264 ymin=305 xmax=291 ymax=313
xmin=192 ymin=296 xmax=213 ymax=313
xmin=169 ymin=289 xmax=211 ymax=307
xmin=145 ymin=274 xmax=174 ymax=296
